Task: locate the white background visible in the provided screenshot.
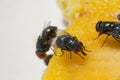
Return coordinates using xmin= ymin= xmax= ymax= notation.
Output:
xmin=0 ymin=0 xmax=64 ymax=80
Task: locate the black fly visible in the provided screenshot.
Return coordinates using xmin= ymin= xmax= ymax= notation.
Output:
xmin=36 ymin=22 xmax=89 ymax=62
xmin=95 ymin=20 xmax=120 ymax=47
xmin=56 ymin=35 xmax=89 ymax=59
xmin=36 ymin=25 xmax=57 ymax=65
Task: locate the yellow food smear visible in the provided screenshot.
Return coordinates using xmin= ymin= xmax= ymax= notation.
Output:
xmin=57 ymin=0 xmax=120 ymax=23
xmin=42 ymin=0 xmax=120 ymax=80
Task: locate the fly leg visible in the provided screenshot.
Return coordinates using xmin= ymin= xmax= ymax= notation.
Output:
xmin=101 ymin=35 xmax=110 ymax=47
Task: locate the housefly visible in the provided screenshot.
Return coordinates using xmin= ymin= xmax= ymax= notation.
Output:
xmin=95 ymin=20 xmax=120 ymax=46
xmin=35 ymin=23 xmax=57 ymax=65
xmin=55 ymin=35 xmax=89 ymax=59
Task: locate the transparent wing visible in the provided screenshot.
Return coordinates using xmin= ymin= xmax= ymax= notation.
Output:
xmin=111 ymin=26 xmax=120 ymax=43
xmin=56 ymin=29 xmax=71 ymax=37
xmin=42 ymin=20 xmax=51 ymax=29
xmin=113 ymin=36 xmax=120 ymax=43
xmin=110 ymin=13 xmax=118 ymax=20
xmin=109 ymin=10 xmax=120 ymax=21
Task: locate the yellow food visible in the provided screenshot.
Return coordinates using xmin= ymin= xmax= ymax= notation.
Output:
xmin=42 ymin=0 xmax=120 ymax=80
xmin=57 ymin=0 xmax=120 ymax=23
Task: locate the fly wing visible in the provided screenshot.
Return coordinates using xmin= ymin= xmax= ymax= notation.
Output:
xmin=43 ymin=20 xmax=51 ymax=29
xmin=36 ymin=20 xmax=51 ymax=39
xmin=113 ymin=36 xmax=120 ymax=43
xmin=112 ymin=25 xmax=120 ymax=43
xmin=56 ymin=29 xmax=71 ymax=37
xmin=109 ymin=11 xmax=120 ymax=21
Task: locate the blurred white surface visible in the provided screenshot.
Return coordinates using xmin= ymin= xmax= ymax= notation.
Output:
xmin=0 ymin=0 xmax=64 ymax=80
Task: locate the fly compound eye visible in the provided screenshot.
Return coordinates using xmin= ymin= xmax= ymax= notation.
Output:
xmin=96 ymin=21 xmax=102 ymax=32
